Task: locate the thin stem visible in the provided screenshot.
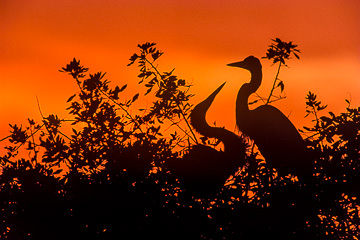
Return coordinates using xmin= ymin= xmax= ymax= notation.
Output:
xmin=29 ymin=123 xmax=38 ymax=162
xmin=37 ymin=96 xmax=55 ymax=141
xmin=144 ymin=58 xmax=163 ymax=80
xmin=267 ymin=95 xmax=287 ymax=105
xmin=311 ymin=105 xmax=326 ymax=149
xmin=266 ymin=62 xmax=282 ymax=105
xmin=167 ymin=118 xmax=196 ymax=143
xmin=58 ymin=130 xmax=72 ymax=141
xmin=177 ymin=104 xmax=198 ymax=144
xmin=0 ymin=135 xmax=10 ymax=142
xmin=144 ymin=57 xmax=198 ymax=144
xmin=303 ymin=131 xmax=321 ymax=140
xmin=99 ymin=89 xmax=144 ymax=134
xmin=254 ymin=93 xmax=267 ymax=104
xmin=312 ymin=105 xmax=320 ymax=126
xmin=171 ymin=132 xmax=189 ymax=150
xmin=10 ymin=123 xmax=46 ymax=153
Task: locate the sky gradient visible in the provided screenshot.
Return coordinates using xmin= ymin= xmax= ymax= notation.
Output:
xmin=1 ymin=0 xmax=360 ymax=148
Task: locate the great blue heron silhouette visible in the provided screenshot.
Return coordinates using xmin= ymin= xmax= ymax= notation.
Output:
xmin=167 ymin=83 xmax=246 ymax=195
xmin=227 ymin=56 xmax=312 ymax=181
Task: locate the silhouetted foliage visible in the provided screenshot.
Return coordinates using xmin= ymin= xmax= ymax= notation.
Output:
xmin=258 ymin=38 xmax=301 ymax=105
xmin=0 ymin=40 xmax=359 ymax=239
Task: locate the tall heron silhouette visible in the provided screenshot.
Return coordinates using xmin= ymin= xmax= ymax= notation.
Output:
xmin=227 ymin=56 xmax=312 ymax=180
xmin=167 ymin=83 xmax=247 ymax=195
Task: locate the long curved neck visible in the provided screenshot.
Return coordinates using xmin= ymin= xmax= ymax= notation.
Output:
xmin=236 ymin=68 xmax=262 ymax=118
xmin=190 ymin=86 xmax=242 ymax=153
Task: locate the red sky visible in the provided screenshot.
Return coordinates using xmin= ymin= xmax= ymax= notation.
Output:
xmin=1 ymin=0 xmax=360 ymax=150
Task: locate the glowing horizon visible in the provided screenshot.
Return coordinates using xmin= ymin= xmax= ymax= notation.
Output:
xmin=1 ymin=0 xmax=360 ymax=150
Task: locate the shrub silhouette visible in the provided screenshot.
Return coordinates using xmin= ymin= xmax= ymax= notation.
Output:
xmin=0 ymin=40 xmax=359 ymax=239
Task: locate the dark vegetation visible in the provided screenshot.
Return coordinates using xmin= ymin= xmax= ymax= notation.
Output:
xmin=0 ymin=40 xmax=359 ymax=239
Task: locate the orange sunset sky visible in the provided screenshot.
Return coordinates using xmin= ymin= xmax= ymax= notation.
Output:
xmin=1 ymin=0 xmax=360 ymax=149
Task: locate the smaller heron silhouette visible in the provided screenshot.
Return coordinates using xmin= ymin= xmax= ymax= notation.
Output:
xmin=190 ymin=82 xmax=246 ymax=156
xmin=167 ymin=83 xmax=246 ymax=195
xmin=228 ymin=56 xmax=312 ymax=180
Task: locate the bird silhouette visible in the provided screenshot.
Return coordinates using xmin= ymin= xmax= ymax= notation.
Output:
xmin=190 ymin=82 xmax=246 ymax=156
xmin=227 ymin=56 xmax=312 ymax=181
xmin=167 ymin=83 xmax=246 ymax=195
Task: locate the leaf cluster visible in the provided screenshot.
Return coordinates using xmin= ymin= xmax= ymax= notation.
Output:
xmin=303 ymin=94 xmax=360 ymax=179
xmin=301 ymin=93 xmax=360 ymax=239
xmin=263 ymin=38 xmax=300 ymax=66
xmin=128 ymin=42 xmax=197 ymax=146
xmin=255 ymin=38 xmax=301 ymax=105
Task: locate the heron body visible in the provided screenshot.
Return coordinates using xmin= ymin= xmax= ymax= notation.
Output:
xmin=228 ymin=56 xmax=312 ymax=180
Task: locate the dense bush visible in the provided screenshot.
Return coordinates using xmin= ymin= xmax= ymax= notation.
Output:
xmin=0 ymin=41 xmax=359 ymax=239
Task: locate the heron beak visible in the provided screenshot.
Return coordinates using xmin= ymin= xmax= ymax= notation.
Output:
xmin=227 ymin=60 xmax=246 ymax=68
xmin=208 ymin=82 xmax=226 ymax=103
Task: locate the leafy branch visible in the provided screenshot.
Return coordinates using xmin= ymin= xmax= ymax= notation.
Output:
xmin=61 ymin=59 xmax=141 ymax=132
xmin=262 ymin=38 xmax=301 ymax=105
xmin=128 ymin=42 xmax=198 ymax=145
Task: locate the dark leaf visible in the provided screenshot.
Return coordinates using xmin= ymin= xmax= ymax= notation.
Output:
xmin=53 ymin=169 xmax=63 ymax=175
xmin=249 ymin=100 xmax=258 ymax=105
xmin=178 ymin=79 xmax=185 ymax=86
xmin=277 ymin=81 xmax=285 ymax=92
xmin=145 ymin=87 xmax=153 ymax=95
xmin=303 ymin=126 xmax=312 ymax=131
xmin=67 ymin=94 xmax=77 ymax=102
xmin=119 ymin=84 xmax=127 ymax=92
xmin=151 ymin=50 xmax=163 ymax=61
xmin=132 ymin=93 xmax=139 ymax=102
xmin=127 ymin=53 xmax=139 ymax=66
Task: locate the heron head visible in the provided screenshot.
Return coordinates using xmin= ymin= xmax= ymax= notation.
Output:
xmin=227 ymin=56 xmax=262 ymax=72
